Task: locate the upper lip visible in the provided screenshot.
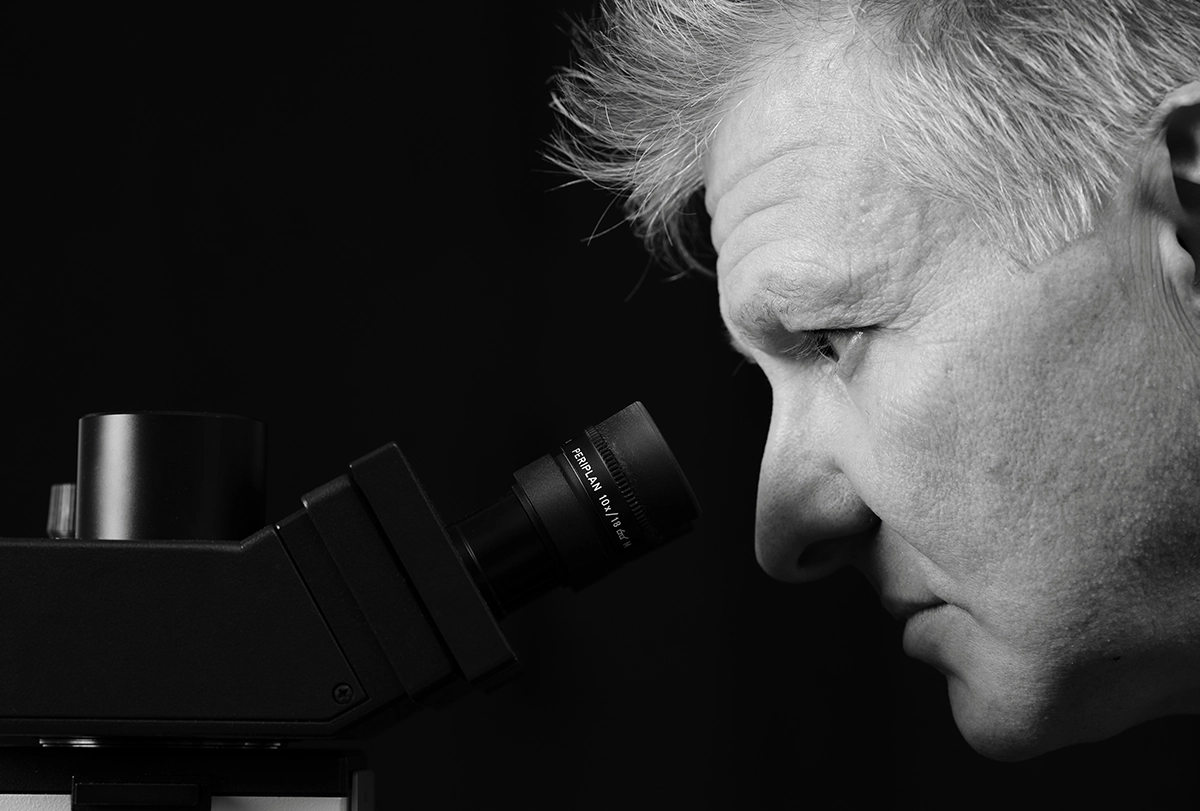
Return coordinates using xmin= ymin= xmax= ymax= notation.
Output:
xmin=881 ymin=597 xmax=947 ymax=622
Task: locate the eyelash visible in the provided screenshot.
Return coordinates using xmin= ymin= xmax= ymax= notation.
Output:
xmin=780 ymin=329 xmax=858 ymax=364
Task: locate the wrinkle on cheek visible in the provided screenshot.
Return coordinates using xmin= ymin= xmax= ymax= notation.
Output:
xmin=949 ymin=250 xmax=1200 ymax=634
xmin=859 ymin=339 xmax=966 ymax=538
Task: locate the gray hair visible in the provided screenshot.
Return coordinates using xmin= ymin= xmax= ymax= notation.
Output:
xmin=548 ymin=0 xmax=1200 ymax=270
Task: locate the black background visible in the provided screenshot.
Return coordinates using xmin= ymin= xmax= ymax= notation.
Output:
xmin=3 ymin=4 xmax=1198 ymax=807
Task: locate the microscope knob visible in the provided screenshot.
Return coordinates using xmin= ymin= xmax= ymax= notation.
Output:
xmin=46 ymin=482 xmax=75 ymax=538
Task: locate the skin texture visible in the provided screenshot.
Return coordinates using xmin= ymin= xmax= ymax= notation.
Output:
xmin=705 ymin=32 xmax=1200 ymax=760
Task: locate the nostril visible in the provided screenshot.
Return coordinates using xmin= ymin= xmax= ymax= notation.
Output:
xmin=791 ymin=537 xmax=850 ymax=582
xmin=796 ymin=538 xmax=836 ymax=568
xmin=792 ymin=530 xmax=875 ymax=580
xmin=755 ymin=500 xmax=879 ymax=583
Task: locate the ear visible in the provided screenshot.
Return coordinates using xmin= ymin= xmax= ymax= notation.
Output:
xmin=1147 ymin=82 xmax=1200 ymax=293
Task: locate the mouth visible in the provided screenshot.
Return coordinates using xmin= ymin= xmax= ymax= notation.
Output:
xmin=881 ymin=597 xmax=947 ymax=623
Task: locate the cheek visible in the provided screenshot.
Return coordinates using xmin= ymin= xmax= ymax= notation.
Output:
xmin=849 ymin=270 xmax=1200 ymax=644
xmin=820 ymin=238 xmax=1200 ymax=747
xmin=843 ymin=332 xmax=1006 ymax=553
xmin=842 ymin=281 xmax=1106 ymax=563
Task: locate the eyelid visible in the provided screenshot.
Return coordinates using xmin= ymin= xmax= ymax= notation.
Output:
xmin=779 ymin=327 xmax=871 ymax=380
xmin=833 ymin=329 xmax=869 ymax=379
xmin=779 ymin=328 xmax=859 ymax=363
xmin=778 ymin=331 xmax=830 ymax=362
xmin=722 ymin=322 xmax=871 ymax=374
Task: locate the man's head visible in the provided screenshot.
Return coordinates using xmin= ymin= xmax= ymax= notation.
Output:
xmin=550 ymin=0 xmax=1200 ymax=760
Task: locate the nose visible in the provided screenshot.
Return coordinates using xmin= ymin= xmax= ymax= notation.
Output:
xmin=755 ymin=382 xmax=879 ymax=582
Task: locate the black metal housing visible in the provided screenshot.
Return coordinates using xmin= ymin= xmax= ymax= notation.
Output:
xmin=0 ymin=401 xmax=700 ymax=810
xmin=0 ymin=402 xmax=699 ymax=747
xmin=0 ymin=442 xmax=515 ymax=743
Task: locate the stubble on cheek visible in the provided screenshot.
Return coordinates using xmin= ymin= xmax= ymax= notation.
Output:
xmin=882 ymin=234 xmax=1200 ymax=754
xmin=871 ymin=336 xmax=1127 ymax=759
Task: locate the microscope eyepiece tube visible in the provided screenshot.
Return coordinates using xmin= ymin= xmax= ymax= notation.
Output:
xmin=449 ymin=402 xmax=700 ymax=616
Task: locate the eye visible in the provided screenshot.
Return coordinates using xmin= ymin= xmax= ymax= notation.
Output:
xmin=781 ymin=329 xmax=864 ymax=364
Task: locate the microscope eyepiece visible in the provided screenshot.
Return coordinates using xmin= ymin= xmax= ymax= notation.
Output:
xmin=448 ymin=402 xmax=699 ymax=617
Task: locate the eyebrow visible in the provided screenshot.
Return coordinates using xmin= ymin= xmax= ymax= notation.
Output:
xmin=723 ymin=286 xmax=803 ymax=362
xmin=727 ymin=273 xmax=821 ymax=345
xmin=727 ymin=291 xmax=783 ymax=357
xmin=723 ymin=267 xmax=865 ymax=360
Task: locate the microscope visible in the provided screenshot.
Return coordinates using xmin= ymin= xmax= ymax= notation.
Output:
xmin=0 ymin=403 xmax=699 ymax=810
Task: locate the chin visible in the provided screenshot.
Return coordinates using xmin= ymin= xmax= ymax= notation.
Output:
xmin=912 ymin=607 xmax=1185 ymax=759
xmin=948 ymin=680 xmax=1056 ymax=761
xmin=944 ymin=672 xmax=1123 ymax=762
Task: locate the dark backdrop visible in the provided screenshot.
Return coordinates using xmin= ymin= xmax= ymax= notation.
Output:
xmin=3 ymin=4 xmax=1197 ymax=808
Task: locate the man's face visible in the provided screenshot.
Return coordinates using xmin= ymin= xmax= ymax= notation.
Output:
xmin=706 ymin=37 xmax=1200 ymax=759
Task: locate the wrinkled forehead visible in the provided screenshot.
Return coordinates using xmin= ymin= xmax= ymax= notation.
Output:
xmin=702 ymin=32 xmax=873 ymax=215
xmin=702 ymin=37 xmax=964 ymax=312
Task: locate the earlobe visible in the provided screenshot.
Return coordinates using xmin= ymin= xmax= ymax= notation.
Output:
xmin=1157 ymin=217 xmax=1197 ymax=296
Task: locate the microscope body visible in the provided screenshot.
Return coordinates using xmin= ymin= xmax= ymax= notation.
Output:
xmin=0 ymin=413 xmax=517 ymax=810
xmin=0 ymin=407 xmax=699 ymax=809
xmin=0 ymin=444 xmax=516 ymax=745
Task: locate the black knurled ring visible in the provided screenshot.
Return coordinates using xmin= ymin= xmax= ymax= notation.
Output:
xmin=586 ymin=425 xmax=655 ymax=541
